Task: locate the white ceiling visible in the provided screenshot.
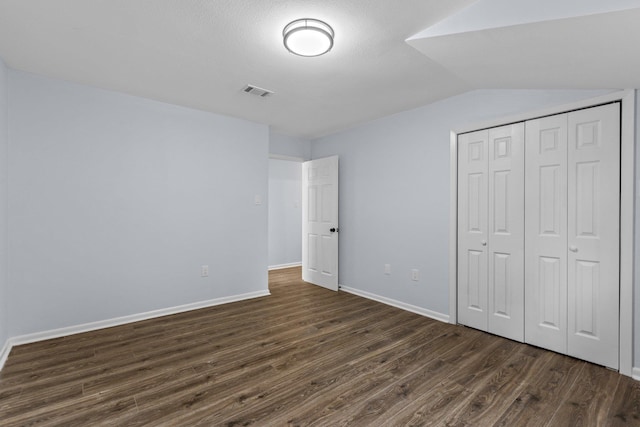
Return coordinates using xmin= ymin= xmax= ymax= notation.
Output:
xmin=412 ymin=0 xmax=640 ymax=38
xmin=408 ymin=0 xmax=640 ymax=90
xmin=0 ymin=0 xmax=638 ymax=139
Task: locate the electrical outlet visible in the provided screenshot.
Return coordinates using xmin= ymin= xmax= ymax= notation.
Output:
xmin=411 ymin=269 xmax=419 ymax=281
xmin=384 ymin=264 xmax=391 ymax=275
xmin=201 ymin=265 xmax=209 ymax=277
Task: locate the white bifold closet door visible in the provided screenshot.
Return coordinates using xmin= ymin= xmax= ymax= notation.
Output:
xmin=457 ymin=123 xmax=525 ymax=342
xmin=525 ymin=103 xmax=620 ymax=369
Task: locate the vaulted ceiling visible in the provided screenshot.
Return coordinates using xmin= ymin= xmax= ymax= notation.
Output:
xmin=0 ymin=0 xmax=639 ymax=138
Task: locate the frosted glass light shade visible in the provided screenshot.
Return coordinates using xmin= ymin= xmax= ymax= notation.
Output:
xmin=283 ymin=19 xmax=334 ymax=57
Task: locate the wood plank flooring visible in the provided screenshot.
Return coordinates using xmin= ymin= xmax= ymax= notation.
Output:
xmin=0 ymin=267 xmax=638 ymax=426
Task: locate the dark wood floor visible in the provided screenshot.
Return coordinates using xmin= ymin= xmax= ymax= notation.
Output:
xmin=0 ymin=267 xmax=638 ymax=426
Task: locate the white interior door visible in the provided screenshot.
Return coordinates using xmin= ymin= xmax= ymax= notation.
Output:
xmin=525 ymin=104 xmax=620 ymax=369
xmin=525 ymin=114 xmax=569 ymax=354
xmin=302 ymin=156 xmax=339 ymax=291
xmin=457 ymin=130 xmax=489 ymax=331
xmin=567 ymin=104 xmax=620 ymax=369
xmin=487 ymin=123 xmax=525 ymax=342
xmin=458 ymin=125 xmax=524 ymax=340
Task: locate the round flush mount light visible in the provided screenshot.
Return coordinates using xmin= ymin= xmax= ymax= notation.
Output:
xmin=283 ymin=18 xmax=334 ymax=57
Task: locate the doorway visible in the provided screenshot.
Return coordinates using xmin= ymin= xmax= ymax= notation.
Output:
xmin=268 ymin=157 xmax=303 ymax=271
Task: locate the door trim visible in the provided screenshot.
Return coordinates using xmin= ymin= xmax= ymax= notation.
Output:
xmin=448 ymin=89 xmax=635 ymax=377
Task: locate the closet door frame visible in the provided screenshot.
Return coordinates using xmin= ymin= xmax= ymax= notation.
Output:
xmin=448 ymin=89 xmax=635 ymax=377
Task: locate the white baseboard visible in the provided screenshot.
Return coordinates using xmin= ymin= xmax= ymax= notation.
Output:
xmin=339 ymin=285 xmax=450 ymax=323
xmin=0 ymin=337 xmax=11 ymax=372
xmin=0 ymin=289 xmax=270 ymax=372
xmin=632 ymin=367 xmax=640 ymax=381
xmin=268 ymin=262 xmax=301 ymax=270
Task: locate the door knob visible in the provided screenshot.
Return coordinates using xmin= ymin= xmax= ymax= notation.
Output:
xmin=481 ymin=240 xmax=487 ymax=246
xmin=569 ymin=245 xmax=578 ymax=252
xmin=330 ymin=228 xmax=339 ymax=233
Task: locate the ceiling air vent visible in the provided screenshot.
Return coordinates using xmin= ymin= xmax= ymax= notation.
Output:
xmin=242 ymin=84 xmax=273 ymax=98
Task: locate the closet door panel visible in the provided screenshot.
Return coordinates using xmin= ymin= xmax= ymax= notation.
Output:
xmin=487 ymin=123 xmax=525 ymax=341
xmin=525 ymin=114 xmax=568 ymax=354
xmin=457 ymin=130 xmax=489 ymax=331
xmin=567 ymin=104 xmax=620 ymax=369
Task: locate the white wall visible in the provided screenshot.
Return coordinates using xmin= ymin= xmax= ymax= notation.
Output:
xmin=311 ymin=89 xmax=613 ymax=317
xmin=268 ymin=159 xmax=302 ymax=268
xmin=7 ymin=70 xmax=269 ymax=337
xmin=0 ymin=59 xmax=8 ymax=350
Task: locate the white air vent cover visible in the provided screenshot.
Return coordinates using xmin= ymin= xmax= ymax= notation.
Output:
xmin=242 ymin=84 xmax=273 ymax=97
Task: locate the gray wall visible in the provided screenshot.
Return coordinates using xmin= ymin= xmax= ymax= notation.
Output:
xmin=268 ymin=159 xmax=302 ymax=268
xmin=0 ymin=59 xmax=7 ymax=349
xmin=311 ymin=89 xmax=614 ymax=317
xmin=269 ymin=130 xmax=311 ymax=160
xmin=7 ymin=70 xmax=269 ymax=337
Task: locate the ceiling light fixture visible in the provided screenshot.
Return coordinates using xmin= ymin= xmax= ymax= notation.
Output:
xmin=283 ymin=18 xmax=334 ymax=57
